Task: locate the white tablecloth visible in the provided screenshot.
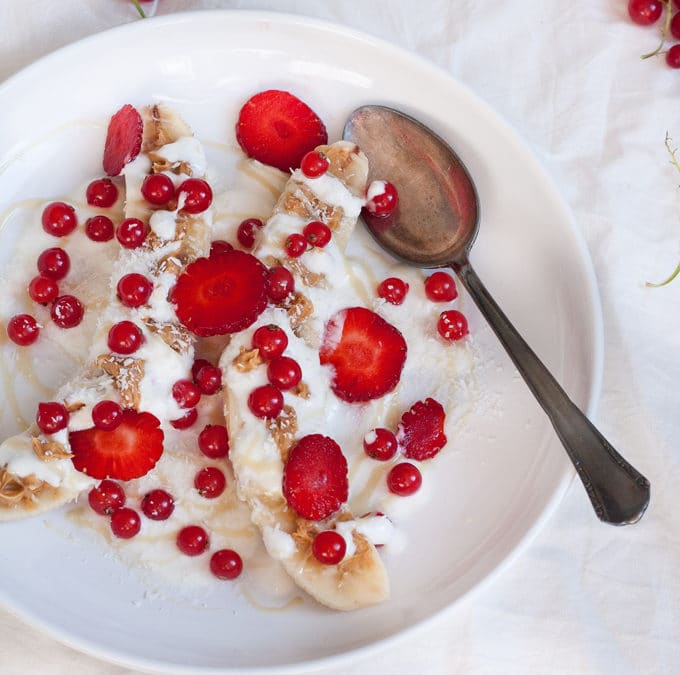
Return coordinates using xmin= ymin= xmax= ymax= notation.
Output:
xmin=1 ymin=1 xmax=678 ymax=673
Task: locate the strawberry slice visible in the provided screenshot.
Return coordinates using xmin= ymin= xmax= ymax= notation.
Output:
xmin=103 ymin=104 xmax=143 ymax=176
xmin=282 ymin=434 xmax=348 ymax=521
xmin=396 ymin=398 xmax=447 ymax=460
xmin=236 ymin=90 xmax=328 ymax=172
xmin=172 ymin=249 xmax=268 ymax=337
xmin=69 ymin=409 xmax=164 ymax=480
xmin=319 ymin=307 xmax=407 ymax=403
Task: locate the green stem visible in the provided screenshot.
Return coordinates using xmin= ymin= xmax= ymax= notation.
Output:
xmin=646 ymin=260 xmax=680 ymax=287
xmin=131 ymin=0 xmax=146 ymax=18
xmin=641 ymin=0 xmax=672 ymax=59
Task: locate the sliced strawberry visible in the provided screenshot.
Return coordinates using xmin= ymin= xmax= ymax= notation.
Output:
xmin=396 ymin=398 xmax=447 ymax=460
xmin=103 ymin=104 xmax=143 ymax=177
xmin=172 ymin=250 xmax=268 ymax=337
xmin=70 ymin=409 xmax=164 ymax=480
xmin=236 ymin=90 xmax=328 ymax=172
xmin=282 ymin=434 xmax=348 ymax=521
xmin=319 ymin=307 xmax=407 ymax=403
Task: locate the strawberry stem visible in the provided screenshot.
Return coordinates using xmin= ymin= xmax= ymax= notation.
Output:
xmin=641 ymin=0 xmax=672 ymax=59
xmin=131 ymin=0 xmax=147 ymax=18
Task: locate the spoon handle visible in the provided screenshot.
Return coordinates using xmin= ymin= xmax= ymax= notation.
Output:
xmin=453 ymin=259 xmax=650 ymax=525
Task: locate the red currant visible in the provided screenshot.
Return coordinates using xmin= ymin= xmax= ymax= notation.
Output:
xmin=170 ymin=407 xmax=198 ymax=430
xmin=377 ymin=277 xmax=409 ymax=305
xmin=86 ymin=178 xmax=118 ymax=208
xmin=237 ymin=218 xmax=264 ymax=249
xmin=267 ymin=356 xmax=302 ymax=390
xmin=365 ymin=181 xmax=398 ymax=217
xmin=628 ymin=0 xmax=663 ymax=25
xmin=88 ymin=480 xmax=125 ymax=515
xmin=141 ymin=489 xmax=175 ymax=520
xmin=667 ymin=43 xmax=680 ymax=68
xmin=116 ymin=218 xmax=147 ymax=249
xmin=425 ymin=271 xmax=457 ymax=302
xmin=194 ymin=364 xmax=222 ymax=395
xmin=387 ymin=462 xmax=422 ymax=496
xmin=172 ymin=379 xmax=201 ymax=409
xmin=198 ymin=424 xmax=229 ymax=459
xmin=116 ymin=273 xmax=153 ymax=308
xmin=210 ymin=240 xmax=234 ymax=256
xmin=252 ymin=324 xmax=288 ymax=360
xmin=210 ymin=549 xmax=243 ymax=579
xmin=36 ymin=401 xmax=69 ymax=434
xmin=107 ymin=321 xmax=145 ymax=354
xmin=85 ymin=215 xmax=115 ymax=242
xmin=37 ymin=247 xmax=70 ymax=280
xmin=42 ymin=201 xmax=77 ymax=237
xmin=6 ymin=314 xmax=40 ymax=346
xmin=28 ymin=275 xmax=59 ymax=305
xmin=363 ymin=428 xmax=398 ymax=461
xmin=672 ymin=10 xmax=680 ymax=38
xmin=300 ymin=151 xmax=329 ymax=178
xmin=191 ymin=358 xmax=211 ymax=380
xmin=176 ymin=525 xmax=209 ymax=556
xmin=312 ymin=530 xmax=346 ymax=565
xmin=194 ymin=466 xmax=227 ymax=498
xmin=248 ymin=385 xmax=284 ymax=419
xmin=141 ymin=173 xmax=175 ymax=206
xmin=177 ymin=178 xmax=213 ymax=214
xmin=110 ymin=508 xmax=141 ymax=539
xmin=284 ymin=233 xmax=307 ymax=258
xmin=437 ymin=309 xmax=469 ymax=342
xmin=303 ymin=221 xmax=331 ymax=247
xmin=265 ymin=266 xmax=295 ymax=302
xmin=51 ymin=295 xmax=84 ymax=329
xmin=91 ymin=400 xmax=123 ymax=431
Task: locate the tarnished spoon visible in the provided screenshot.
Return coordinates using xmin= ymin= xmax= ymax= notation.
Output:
xmin=343 ymin=105 xmax=650 ymax=525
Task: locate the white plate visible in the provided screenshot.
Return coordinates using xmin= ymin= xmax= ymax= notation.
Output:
xmin=0 ymin=11 xmax=603 ymax=673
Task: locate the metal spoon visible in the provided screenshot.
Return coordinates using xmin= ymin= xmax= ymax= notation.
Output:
xmin=343 ymin=105 xmax=650 ymax=525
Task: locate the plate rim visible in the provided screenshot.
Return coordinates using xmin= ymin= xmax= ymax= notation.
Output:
xmin=0 ymin=8 xmax=604 ymax=673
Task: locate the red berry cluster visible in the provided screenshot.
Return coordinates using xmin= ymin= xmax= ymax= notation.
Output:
xmin=629 ymin=0 xmax=680 ymax=67
xmin=363 ymin=427 xmax=422 ymax=497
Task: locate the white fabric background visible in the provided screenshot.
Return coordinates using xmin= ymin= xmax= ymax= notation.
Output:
xmin=1 ymin=1 xmax=678 ymax=673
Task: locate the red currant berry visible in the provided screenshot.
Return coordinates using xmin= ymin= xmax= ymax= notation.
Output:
xmin=36 ymin=401 xmax=69 ymax=434
xmin=37 ymin=247 xmax=70 ymax=280
xmin=141 ymin=489 xmax=175 ymax=520
xmin=177 ymin=178 xmax=213 ymax=214
xmin=110 ymin=508 xmax=141 ymax=539
xmin=85 ymin=215 xmax=115 ymax=242
xmin=252 ymin=324 xmax=288 ymax=360
xmin=86 ymin=178 xmax=119 ymax=208
xmin=628 ymin=0 xmax=663 ymax=25
xmin=170 ymin=407 xmax=198 ymax=430
xmin=176 ymin=525 xmax=209 ymax=556
xmin=141 ymin=173 xmax=175 ymax=206
xmin=172 ymin=380 xmax=201 ymax=409
xmin=312 ymin=530 xmax=346 ymax=565
xmin=387 ymin=462 xmax=422 ymax=496
xmin=88 ymin=480 xmax=125 ymax=515
xmin=91 ymin=400 xmax=123 ymax=431
xmin=667 ymin=43 xmax=680 ymax=68
xmin=672 ymin=10 xmax=680 ymax=38
xmin=425 ymin=271 xmax=457 ymax=302
xmin=116 ymin=218 xmax=147 ymax=249
xmin=303 ymin=221 xmax=331 ymax=247
xmin=116 ymin=273 xmax=153 ymax=308
xmin=284 ymin=233 xmax=307 ymax=258
xmin=248 ymin=385 xmax=284 ymax=419
xmin=267 ymin=356 xmax=302 ymax=390
xmin=210 ymin=240 xmax=233 ymax=256
xmin=265 ymin=266 xmax=295 ymax=302
xmin=210 ymin=549 xmax=243 ymax=579
xmin=363 ymin=428 xmax=398 ymax=461
xmin=51 ymin=295 xmax=84 ymax=329
xmin=194 ymin=466 xmax=227 ymax=498
xmin=377 ymin=277 xmax=409 ymax=305
xmin=198 ymin=424 xmax=229 ymax=459
xmin=107 ymin=320 xmax=145 ymax=354
xmin=437 ymin=309 xmax=469 ymax=342
xmin=6 ymin=314 xmax=40 ymax=346
xmin=42 ymin=201 xmax=77 ymax=237
xmin=300 ymin=151 xmax=329 ymax=178
xmin=194 ymin=364 xmax=222 ymax=395
xmin=28 ymin=275 xmax=59 ymax=305
xmin=237 ymin=218 xmax=264 ymax=249
xmin=191 ymin=358 xmax=211 ymax=381
xmin=365 ymin=181 xmax=398 ymax=217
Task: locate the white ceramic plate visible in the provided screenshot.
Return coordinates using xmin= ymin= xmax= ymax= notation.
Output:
xmin=0 ymin=11 xmax=603 ymax=672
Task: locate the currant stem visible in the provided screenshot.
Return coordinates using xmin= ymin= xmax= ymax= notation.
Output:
xmin=646 ymin=260 xmax=680 ymax=287
xmin=640 ymin=0 xmax=672 ymax=59
xmin=131 ymin=0 xmax=147 ymax=18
